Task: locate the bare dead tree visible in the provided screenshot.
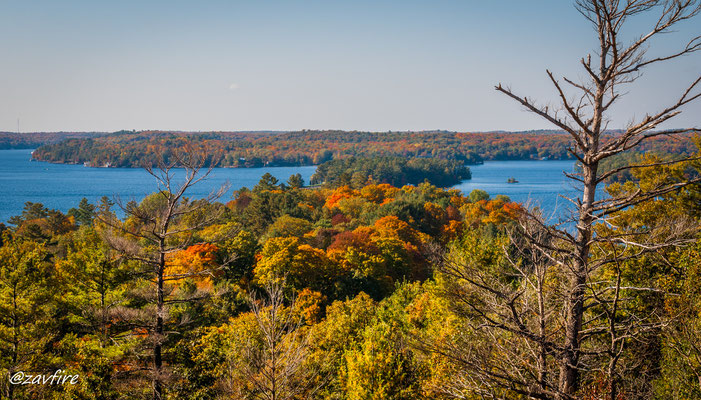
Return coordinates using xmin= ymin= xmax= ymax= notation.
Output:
xmin=431 ymin=214 xmax=566 ymax=400
xmin=97 ymin=149 xmax=231 ymax=400
xmin=220 ymin=279 xmax=322 ymax=400
xmin=437 ymin=1 xmax=701 ymax=399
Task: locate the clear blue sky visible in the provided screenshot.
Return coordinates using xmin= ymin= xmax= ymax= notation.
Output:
xmin=1 ymin=0 xmax=699 ymax=132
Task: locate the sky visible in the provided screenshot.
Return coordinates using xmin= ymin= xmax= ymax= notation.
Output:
xmin=1 ymin=0 xmax=699 ymax=133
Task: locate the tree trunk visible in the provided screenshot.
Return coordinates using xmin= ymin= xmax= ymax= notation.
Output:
xmin=154 ymin=242 xmax=165 ymax=400
xmin=537 ymin=269 xmax=548 ymax=390
xmin=559 ymin=159 xmax=597 ymax=398
xmin=10 ymin=286 xmax=17 ymax=400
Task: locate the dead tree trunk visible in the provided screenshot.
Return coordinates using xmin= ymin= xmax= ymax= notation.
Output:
xmin=99 ymin=149 xmax=229 ymax=400
xmin=495 ymin=1 xmax=701 ymax=398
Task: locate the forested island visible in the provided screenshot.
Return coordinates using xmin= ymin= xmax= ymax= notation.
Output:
xmin=310 ymin=156 xmax=471 ymax=188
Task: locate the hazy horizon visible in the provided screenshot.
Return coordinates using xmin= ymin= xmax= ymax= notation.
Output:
xmin=0 ymin=128 xmax=644 ymax=135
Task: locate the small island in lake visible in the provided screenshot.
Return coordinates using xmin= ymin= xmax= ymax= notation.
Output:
xmin=507 ymin=177 xmax=519 ymax=183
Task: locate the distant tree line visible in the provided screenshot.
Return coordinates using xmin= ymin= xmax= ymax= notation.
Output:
xmin=598 ymin=137 xmax=701 ymax=182
xmin=310 ymin=156 xmax=471 ymax=188
xmin=0 ymin=131 xmax=107 ymax=149
xmin=30 ymin=130 xmax=698 ymax=169
xmin=30 ymin=130 xmax=582 ymax=167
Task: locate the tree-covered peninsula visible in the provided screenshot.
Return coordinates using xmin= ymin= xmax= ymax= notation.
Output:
xmin=31 ymin=130 xmax=577 ymax=167
xmin=29 ymin=129 xmax=699 ymax=169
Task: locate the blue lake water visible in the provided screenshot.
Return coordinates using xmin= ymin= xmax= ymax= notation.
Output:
xmin=0 ymin=149 xmax=580 ymax=223
xmin=452 ymin=160 xmax=581 ymax=222
xmin=0 ymin=149 xmax=316 ymax=222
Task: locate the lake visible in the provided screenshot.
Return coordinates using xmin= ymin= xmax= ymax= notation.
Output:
xmin=0 ymin=149 xmax=580 ymax=223
xmin=0 ymin=149 xmax=317 ymax=222
xmin=452 ymin=160 xmax=581 ymax=222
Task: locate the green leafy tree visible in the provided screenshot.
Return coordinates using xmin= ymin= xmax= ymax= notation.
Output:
xmin=0 ymin=232 xmax=56 ymax=400
xmin=255 ymin=173 xmax=280 ymax=192
xmin=68 ymin=198 xmax=97 ymax=226
xmin=307 ymin=293 xmax=377 ymax=399
xmin=287 ymin=173 xmax=305 ymax=189
xmin=57 ymin=227 xmax=130 ymax=345
xmin=263 ymin=215 xmax=313 ymax=241
xmin=342 ymin=283 xmax=426 ymax=400
xmin=7 ymin=202 xmax=49 ymax=227
xmin=468 ymin=189 xmax=489 ymax=203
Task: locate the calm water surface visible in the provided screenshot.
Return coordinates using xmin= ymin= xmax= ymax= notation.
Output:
xmin=452 ymin=160 xmax=582 ymax=221
xmin=1 ymin=149 xmax=582 ymax=223
xmin=0 ymin=149 xmax=316 ymax=222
